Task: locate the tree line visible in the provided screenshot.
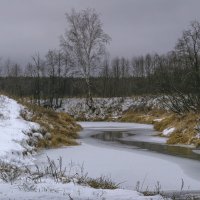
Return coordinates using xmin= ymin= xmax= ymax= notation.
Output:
xmin=0 ymin=9 xmax=200 ymax=114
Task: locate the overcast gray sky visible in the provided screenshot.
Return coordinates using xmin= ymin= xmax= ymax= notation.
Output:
xmin=0 ymin=0 xmax=200 ymax=65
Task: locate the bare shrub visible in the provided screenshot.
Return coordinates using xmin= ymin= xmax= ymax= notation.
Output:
xmin=18 ymin=181 xmax=37 ymax=192
xmin=0 ymin=157 xmax=119 ymax=191
xmin=44 ymin=156 xmax=68 ymax=183
xmin=0 ymin=162 xmax=22 ymax=184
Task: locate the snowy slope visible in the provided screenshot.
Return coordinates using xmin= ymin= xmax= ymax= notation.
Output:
xmin=0 ymin=180 xmax=165 ymax=200
xmin=0 ymin=95 xmax=167 ymax=200
xmin=0 ymin=95 xmax=40 ymax=165
xmin=59 ymin=97 xmax=162 ymax=120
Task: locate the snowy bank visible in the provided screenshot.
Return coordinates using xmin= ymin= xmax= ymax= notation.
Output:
xmin=0 ymin=95 xmax=167 ymax=200
xmin=0 ymin=95 xmax=40 ymax=166
xmin=0 ymin=179 xmax=165 ymax=200
xmin=58 ymin=97 xmax=161 ymax=120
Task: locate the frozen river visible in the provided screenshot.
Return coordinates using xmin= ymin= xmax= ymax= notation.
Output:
xmin=36 ymin=122 xmax=200 ymax=191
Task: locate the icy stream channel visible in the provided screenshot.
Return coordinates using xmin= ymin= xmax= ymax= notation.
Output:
xmin=36 ymin=122 xmax=200 ymax=191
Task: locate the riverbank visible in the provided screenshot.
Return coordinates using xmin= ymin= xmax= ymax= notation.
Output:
xmin=20 ymin=99 xmax=81 ymax=148
xmin=36 ymin=122 xmax=200 ymax=192
xmin=0 ymin=95 xmax=166 ymax=199
xmin=59 ymin=97 xmax=200 ymax=147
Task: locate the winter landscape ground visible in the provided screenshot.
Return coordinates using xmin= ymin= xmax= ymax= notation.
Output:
xmin=0 ymin=95 xmax=169 ymax=200
xmin=1 ymin=95 xmax=200 ymax=199
xmin=1 ymin=1 xmax=200 ymax=199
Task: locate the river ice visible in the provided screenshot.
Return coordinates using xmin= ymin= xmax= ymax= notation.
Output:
xmin=36 ymin=122 xmax=200 ymax=191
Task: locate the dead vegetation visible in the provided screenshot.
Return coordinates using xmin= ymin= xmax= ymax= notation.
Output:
xmin=19 ymin=99 xmax=81 ymax=148
xmin=0 ymin=157 xmax=119 ymax=190
xmin=120 ymin=107 xmax=200 ymax=147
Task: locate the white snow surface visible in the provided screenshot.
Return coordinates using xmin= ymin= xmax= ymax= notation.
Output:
xmin=36 ymin=122 xmax=200 ymax=192
xmin=78 ymin=121 xmax=153 ymax=130
xmin=162 ymin=127 xmax=175 ymax=136
xmin=0 ymin=180 xmax=165 ymax=200
xmin=0 ymin=95 xmax=165 ymax=200
xmin=0 ymin=95 xmax=40 ymax=165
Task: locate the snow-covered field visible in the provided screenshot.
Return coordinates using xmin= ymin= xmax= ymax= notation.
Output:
xmin=37 ymin=139 xmax=200 ymax=192
xmin=0 ymin=95 xmax=165 ymax=200
xmin=0 ymin=181 xmax=164 ymax=200
xmin=36 ymin=122 xmax=200 ymax=192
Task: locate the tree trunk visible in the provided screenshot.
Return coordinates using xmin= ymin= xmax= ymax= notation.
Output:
xmin=85 ymin=77 xmax=95 ymax=112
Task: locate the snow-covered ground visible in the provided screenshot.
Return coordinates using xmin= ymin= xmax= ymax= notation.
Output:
xmin=0 ymin=95 xmax=165 ymax=200
xmin=0 ymin=180 xmax=164 ymax=200
xmin=59 ymin=97 xmax=161 ymax=120
xmin=36 ymin=122 xmax=200 ymax=192
xmin=0 ymin=95 xmax=40 ymax=166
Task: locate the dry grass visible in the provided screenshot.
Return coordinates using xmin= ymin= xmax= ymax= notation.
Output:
xmin=120 ymin=112 xmax=155 ymax=124
xmin=166 ymin=113 xmax=199 ymax=145
xmin=86 ymin=176 xmax=119 ymax=189
xmin=19 ymin=99 xmax=81 ymax=149
xmin=120 ymin=108 xmax=167 ymax=124
xmin=154 ymin=114 xmax=177 ymax=132
xmin=3 ymin=92 xmax=200 ymax=147
xmin=121 ymin=107 xmax=200 ymax=146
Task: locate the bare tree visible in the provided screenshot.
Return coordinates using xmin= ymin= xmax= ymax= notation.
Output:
xmin=10 ymin=63 xmax=22 ymax=77
xmin=45 ymin=49 xmax=65 ymax=107
xmin=176 ymin=20 xmax=200 ymax=92
xmin=165 ymin=20 xmax=200 ymax=113
xmin=4 ymin=59 xmax=12 ymax=77
xmin=32 ymin=53 xmax=43 ymax=105
xmin=60 ymin=8 xmax=111 ymax=110
xmin=46 ymin=50 xmax=57 ymax=107
xmin=24 ymin=63 xmax=35 ymax=77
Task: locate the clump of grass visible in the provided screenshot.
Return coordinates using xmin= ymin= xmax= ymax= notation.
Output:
xmin=167 ymin=131 xmax=190 ymax=144
xmin=120 ymin=108 xmax=168 ymax=124
xmin=86 ymin=176 xmax=119 ymax=189
xmin=50 ymin=136 xmax=77 ymax=148
xmin=154 ymin=112 xmax=200 ymax=146
xmin=154 ymin=114 xmax=176 ymax=132
xmin=19 ymin=100 xmax=82 ymax=149
xmin=120 ymin=111 xmax=155 ymax=124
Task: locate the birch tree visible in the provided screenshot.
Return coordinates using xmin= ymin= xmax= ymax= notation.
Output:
xmin=60 ymin=8 xmax=111 ymax=110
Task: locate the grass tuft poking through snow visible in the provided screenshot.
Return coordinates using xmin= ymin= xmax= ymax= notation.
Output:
xmin=0 ymin=157 xmax=167 ymax=200
xmin=0 ymin=95 xmax=168 ymax=199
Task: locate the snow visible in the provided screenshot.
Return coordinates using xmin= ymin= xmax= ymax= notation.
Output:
xmin=0 ymin=95 xmax=165 ymax=200
xmin=153 ymin=118 xmax=164 ymax=122
xmin=36 ymin=142 xmax=200 ymax=191
xmin=36 ymin=122 xmax=200 ymax=191
xmin=58 ymin=97 xmax=163 ymax=120
xmin=0 ymin=95 xmax=40 ymax=166
xmin=162 ymin=127 xmax=175 ymax=136
xmin=0 ymin=180 xmax=164 ymax=200
xmin=78 ymin=121 xmax=153 ymax=130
